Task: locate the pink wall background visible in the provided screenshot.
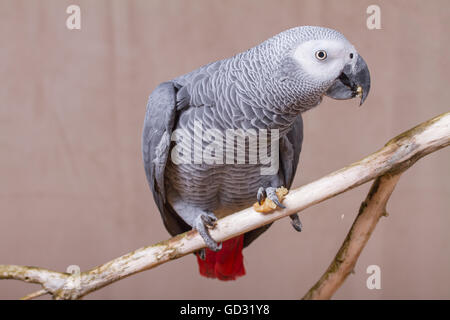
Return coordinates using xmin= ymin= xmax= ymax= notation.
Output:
xmin=0 ymin=0 xmax=449 ymax=299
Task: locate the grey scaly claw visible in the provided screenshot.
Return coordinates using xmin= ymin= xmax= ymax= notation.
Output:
xmin=266 ymin=187 xmax=286 ymax=209
xmin=257 ymin=187 xmax=266 ymax=205
xmin=290 ymin=213 xmax=302 ymax=232
xmin=195 ymin=212 xmax=222 ymax=252
xmin=201 ymin=211 xmax=218 ymax=229
xmin=256 ymin=186 xmax=286 ymax=209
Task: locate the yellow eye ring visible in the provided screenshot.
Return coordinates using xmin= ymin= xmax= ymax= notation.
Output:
xmin=315 ymin=50 xmax=327 ymax=60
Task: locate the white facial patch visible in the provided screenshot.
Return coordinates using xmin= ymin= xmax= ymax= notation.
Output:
xmin=293 ymin=39 xmax=357 ymax=83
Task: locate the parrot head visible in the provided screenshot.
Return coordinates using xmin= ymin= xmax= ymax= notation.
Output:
xmin=287 ymin=26 xmax=371 ymax=106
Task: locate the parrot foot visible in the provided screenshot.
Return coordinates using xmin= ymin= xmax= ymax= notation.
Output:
xmin=256 ymin=187 xmax=286 ymax=208
xmin=201 ymin=210 xmax=218 ymax=229
xmin=290 ymin=213 xmax=303 ymax=232
xmin=194 ymin=211 xmax=222 ymax=252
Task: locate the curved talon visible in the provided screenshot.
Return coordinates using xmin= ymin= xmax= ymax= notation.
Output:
xmin=255 ymin=186 xmax=287 ymax=213
xmin=290 ymin=213 xmax=302 ymax=232
xmin=257 ymin=187 xmax=266 ymax=205
xmin=267 ymin=187 xmax=286 ymax=209
xmin=201 ymin=212 xmax=217 ymax=229
xmin=270 ymin=195 xmax=286 ymax=209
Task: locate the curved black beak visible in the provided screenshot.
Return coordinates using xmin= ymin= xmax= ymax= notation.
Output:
xmin=325 ymin=55 xmax=371 ymax=105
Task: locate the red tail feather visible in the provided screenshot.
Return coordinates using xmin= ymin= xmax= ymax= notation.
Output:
xmin=196 ymin=235 xmax=246 ymax=281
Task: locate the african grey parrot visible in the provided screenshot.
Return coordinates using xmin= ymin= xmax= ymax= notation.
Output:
xmin=142 ymin=26 xmax=370 ymax=280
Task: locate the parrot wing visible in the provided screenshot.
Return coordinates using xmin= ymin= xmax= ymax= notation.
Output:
xmin=280 ymin=114 xmax=304 ymax=189
xmin=142 ymin=81 xmax=191 ymax=236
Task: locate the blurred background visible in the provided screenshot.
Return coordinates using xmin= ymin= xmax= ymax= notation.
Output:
xmin=0 ymin=0 xmax=449 ymax=299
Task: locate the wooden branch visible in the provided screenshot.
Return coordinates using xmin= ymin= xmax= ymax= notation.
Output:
xmin=21 ymin=289 xmax=48 ymax=300
xmin=0 ymin=265 xmax=68 ymax=297
xmin=302 ymin=172 xmax=402 ymax=300
xmin=1 ymin=112 xmax=449 ymax=299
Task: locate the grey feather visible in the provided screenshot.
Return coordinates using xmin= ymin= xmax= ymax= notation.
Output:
xmin=142 ymin=81 xmax=190 ymax=236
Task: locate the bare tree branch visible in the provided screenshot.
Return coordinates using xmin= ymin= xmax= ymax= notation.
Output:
xmin=1 ymin=112 xmax=449 ymax=299
xmin=302 ymin=172 xmax=402 ymax=300
xmin=21 ymin=289 xmax=48 ymax=300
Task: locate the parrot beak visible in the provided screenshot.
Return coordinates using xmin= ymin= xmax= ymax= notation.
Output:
xmin=325 ymin=55 xmax=371 ymax=105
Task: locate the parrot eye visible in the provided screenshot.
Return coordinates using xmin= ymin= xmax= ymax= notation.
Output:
xmin=349 ymin=53 xmax=354 ymax=59
xmin=315 ymin=50 xmax=327 ymax=60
